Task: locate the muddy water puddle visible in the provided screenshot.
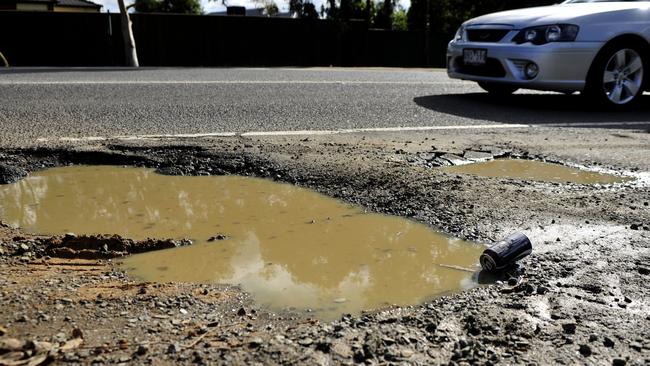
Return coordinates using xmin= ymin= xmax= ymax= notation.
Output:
xmin=442 ymin=159 xmax=631 ymax=184
xmin=0 ymin=166 xmax=483 ymax=320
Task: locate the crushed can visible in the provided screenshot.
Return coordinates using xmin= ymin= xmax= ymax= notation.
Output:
xmin=480 ymin=232 xmax=532 ymax=271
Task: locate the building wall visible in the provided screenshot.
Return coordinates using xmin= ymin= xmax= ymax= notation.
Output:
xmin=54 ymin=6 xmax=100 ymax=13
xmin=16 ymin=3 xmax=50 ymax=11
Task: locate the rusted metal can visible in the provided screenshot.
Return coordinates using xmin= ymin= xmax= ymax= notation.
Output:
xmin=480 ymin=232 xmax=532 ymax=271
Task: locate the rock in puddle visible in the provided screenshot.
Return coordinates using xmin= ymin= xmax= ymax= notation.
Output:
xmin=207 ymin=234 xmax=230 ymax=242
xmin=42 ymin=234 xmax=193 ymax=259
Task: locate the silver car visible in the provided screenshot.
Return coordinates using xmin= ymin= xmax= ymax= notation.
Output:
xmin=447 ymin=0 xmax=649 ymax=107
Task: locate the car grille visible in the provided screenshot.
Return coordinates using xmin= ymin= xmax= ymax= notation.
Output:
xmin=466 ymin=29 xmax=510 ymax=43
xmin=454 ymin=58 xmax=506 ymax=78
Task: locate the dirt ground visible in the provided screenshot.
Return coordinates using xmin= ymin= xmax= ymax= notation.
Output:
xmin=1 ymin=126 xmax=649 ymax=365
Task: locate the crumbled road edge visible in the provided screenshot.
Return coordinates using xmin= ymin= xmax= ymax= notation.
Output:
xmin=0 ymin=130 xmax=649 ymax=365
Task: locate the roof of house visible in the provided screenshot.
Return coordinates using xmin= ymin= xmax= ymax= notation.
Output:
xmin=56 ymin=0 xmax=101 ymax=8
xmin=13 ymin=0 xmax=55 ymax=3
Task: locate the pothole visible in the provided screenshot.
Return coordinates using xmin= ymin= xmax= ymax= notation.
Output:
xmin=0 ymin=165 xmax=484 ymax=320
xmin=441 ymin=159 xmax=632 ymax=185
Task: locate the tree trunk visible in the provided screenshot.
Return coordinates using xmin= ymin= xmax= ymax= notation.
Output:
xmin=118 ymin=0 xmax=139 ymax=67
xmin=0 ymin=51 xmax=8 ymax=67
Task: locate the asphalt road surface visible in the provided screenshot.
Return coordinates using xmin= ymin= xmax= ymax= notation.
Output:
xmin=1 ymin=67 xmax=649 ymax=146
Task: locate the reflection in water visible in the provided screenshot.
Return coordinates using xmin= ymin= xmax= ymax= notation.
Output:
xmin=442 ymin=159 xmax=631 ymax=185
xmin=0 ymin=166 xmax=484 ymax=320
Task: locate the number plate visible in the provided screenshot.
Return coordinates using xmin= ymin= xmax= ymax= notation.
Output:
xmin=463 ymin=49 xmax=487 ymax=66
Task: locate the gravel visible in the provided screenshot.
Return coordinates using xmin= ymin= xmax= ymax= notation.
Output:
xmin=0 ymin=130 xmax=648 ymax=365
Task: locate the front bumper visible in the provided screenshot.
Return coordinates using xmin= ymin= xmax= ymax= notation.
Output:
xmin=447 ymin=40 xmax=604 ymax=92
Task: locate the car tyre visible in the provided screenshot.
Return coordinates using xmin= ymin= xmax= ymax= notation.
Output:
xmin=478 ymin=82 xmax=519 ymax=96
xmin=584 ymin=41 xmax=647 ymax=108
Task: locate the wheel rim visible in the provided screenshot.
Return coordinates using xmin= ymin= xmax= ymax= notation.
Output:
xmin=603 ymin=48 xmax=644 ymax=105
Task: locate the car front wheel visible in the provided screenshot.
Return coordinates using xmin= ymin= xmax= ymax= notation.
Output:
xmin=585 ymin=43 xmax=646 ymax=107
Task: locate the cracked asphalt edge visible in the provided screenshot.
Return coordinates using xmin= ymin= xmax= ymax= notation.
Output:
xmin=0 ymin=126 xmax=648 ymax=365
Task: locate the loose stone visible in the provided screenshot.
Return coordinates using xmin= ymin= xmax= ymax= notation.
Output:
xmin=561 ymin=323 xmax=577 ymax=334
xmin=603 ymin=337 xmax=615 ymax=348
xmin=578 ymin=344 xmax=591 ymax=357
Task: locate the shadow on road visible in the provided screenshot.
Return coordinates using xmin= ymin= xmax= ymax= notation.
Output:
xmin=414 ymin=93 xmax=650 ymax=130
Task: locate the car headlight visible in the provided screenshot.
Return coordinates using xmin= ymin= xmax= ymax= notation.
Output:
xmin=453 ymin=26 xmax=466 ymax=42
xmin=516 ymin=24 xmax=579 ymax=45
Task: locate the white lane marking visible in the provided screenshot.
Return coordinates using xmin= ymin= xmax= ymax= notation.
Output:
xmin=241 ymin=124 xmax=531 ymax=136
xmin=36 ymin=121 xmax=650 ymax=143
xmin=36 ymin=124 xmax=531 ymax=142
xmin=0 ymin=80 xmax=466 ymax=86
xmin=541 ymin=121 xmax=650 ymax=127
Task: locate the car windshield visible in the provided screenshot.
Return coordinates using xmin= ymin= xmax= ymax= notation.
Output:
xmin=564 ymin=0 xmax=645 ymax=3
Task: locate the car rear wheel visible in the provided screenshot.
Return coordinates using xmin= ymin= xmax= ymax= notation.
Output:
xmin=478 ymin=82 xmax=519 ymax=96
xmin=585 ymin=43 xmax=646 ymax=108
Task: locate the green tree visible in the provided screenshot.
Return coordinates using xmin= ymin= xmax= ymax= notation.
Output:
xmin=253 ymin=0 xmax=280 ymax=16
xmin=134 ymin=0 xmax=203 ymax=14
xmin=324 ymin=0 xmax=338 ymax=19
xmin=350 ymin=0 xmax=368 ymax=19
xmin=324 ymin=0 xmax=369 ymax=20
xmin=133 ymin=0 xmax=159 ymax=12
xmin=372 ymin=0 xmax=393 ymax=29
xmin=289 ymin=0 xmax=301 ymax=13
xmin=407 ymin=0 xmax=556 ymax=34
xmin=167 ymin=0 xmax=202 ymax=13
xmin=264 ymin=2 xmax=279 ymax=15
xmin=339 ymin=0 xmax=352 ymax=19
xmin=302 ymin=2 xmax=319 ymax=18
xmin=391 ymin=7 xmax=407 ymax=31
xmin=290 ymin=0 xmax=320 ymax=18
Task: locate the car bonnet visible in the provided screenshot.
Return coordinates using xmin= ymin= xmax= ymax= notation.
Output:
xmin=464 ymin=2 xmax=650 ymax=29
